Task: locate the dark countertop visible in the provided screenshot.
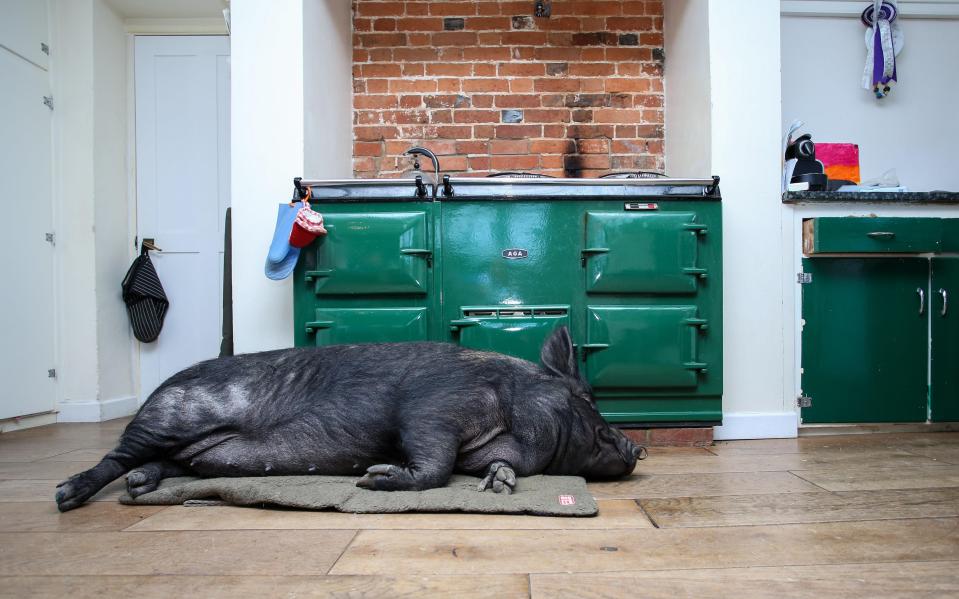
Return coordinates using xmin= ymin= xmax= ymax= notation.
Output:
xmin=784 ymin=191 xmax=959 ymax=204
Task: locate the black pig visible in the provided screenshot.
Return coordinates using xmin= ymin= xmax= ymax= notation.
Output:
xmin=55 ymin=327 xmax=645 ymax=511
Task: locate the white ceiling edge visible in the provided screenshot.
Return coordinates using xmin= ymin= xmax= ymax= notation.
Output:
xmin=124 ymin=17 xmax=228 ymax=35
xmin=781 ymin=0 xmax=959 ymax=19
xmin=105 ymin=0 xmax=228 ymax=19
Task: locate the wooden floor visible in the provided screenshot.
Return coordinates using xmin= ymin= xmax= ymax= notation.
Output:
xmin=1 ymin=421 xmax=958 ymax=598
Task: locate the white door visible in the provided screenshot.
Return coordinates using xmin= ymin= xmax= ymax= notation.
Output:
xmin=135 ymin=35 xmax=230 ymax=400
xmin=0 ymin=6 xmax=55 ymax=420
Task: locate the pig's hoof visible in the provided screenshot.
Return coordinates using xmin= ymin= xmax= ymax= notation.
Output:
xmin=478 ymin=461 xmax=516 ymax=495
xmin=55 ymin=473 xmax=97 ymax=512
xmin=356 ymin=464 xmax=405 ymax=491
xmin=126 ymin=463 xmax=163 ymax=498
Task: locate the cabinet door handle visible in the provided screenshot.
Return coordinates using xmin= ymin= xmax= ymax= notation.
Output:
xmin=940 ymin=288 xmax=948 ymax=317
xmin=917 ymin=287 xmax=925 ymax=315
xmin=867 ymin=231 xmax=896 ymax=239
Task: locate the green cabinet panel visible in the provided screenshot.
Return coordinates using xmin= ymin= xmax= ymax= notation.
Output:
xmin=306 ymin=307 xmax=428 ymax=346
xmin=307 ymin=212 xmax=430 ymax=295
xmin=452 ymin=305 xmax=569 ymax=364
xmin=932 ymin=258 xmax=959 ymax=422
xmin=585 ymin=306 xmax=706 ymax=390
xmin=809 ymin=217 xmax=942 ymax=254
xmin=942 ymin=219 xmax=959 ymax=252
xmin=585 ymin=212 xmax=705 ymax=294
xmin=801 ymin=258 xmax=928 ymax=423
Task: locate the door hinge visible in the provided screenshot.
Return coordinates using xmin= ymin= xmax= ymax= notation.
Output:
xmin=41 ymin=42 xmax=49 ymax=55
xmin=797 ymin=272 xmax=812 ymax=284
xmin=797 ymin=394 xmax=812 ymax=408
xmin=43 ymin=96 xmax=54 ymax=110
xmin=45 ymin=232 xmax=55 ymax=246
xmin=47 ymin=368 xmax=56 ymax=379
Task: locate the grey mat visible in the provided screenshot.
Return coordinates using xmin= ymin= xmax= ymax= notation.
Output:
xmin=119 ymin=474 xmax=598 ymax=516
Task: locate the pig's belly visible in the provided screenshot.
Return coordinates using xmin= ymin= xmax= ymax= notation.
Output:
xmin=176 ymin=433 xmax=388 ymax=477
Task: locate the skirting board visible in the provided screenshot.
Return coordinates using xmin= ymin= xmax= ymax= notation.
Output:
xmin=713 ymin=412 xmax=799 ymax=440
xmin=0 ymin=412 xmax=57 ymax=433
xmin=57 ymin=395 xmax=138 ymax=423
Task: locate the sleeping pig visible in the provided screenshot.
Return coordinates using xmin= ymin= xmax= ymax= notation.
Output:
xmin=55 ymin=326 xmax=645 ymax=511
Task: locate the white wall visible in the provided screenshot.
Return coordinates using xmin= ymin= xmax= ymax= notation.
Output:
xmin=708 ymin=1 xmax=794 ymax=439
xmin=231 ymin=0 xmax=352 ymax=354
xmin=782 ymin=15 xmax=959 ymax=191
xmin=51 ymin=0 xmax=136 ymax=421
xmin=664 ymin=0 xmax=711 ymax=176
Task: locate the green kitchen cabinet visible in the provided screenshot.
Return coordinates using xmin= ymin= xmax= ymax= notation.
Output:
xmin=292 ymin=177 xmax=723 ymax=426
xmin=804 ymin=217 xmax=943 ymax=254
xmin=932 ymin=258 xmax=959 ymax=422
xmin=801 ymin=258 xmax=929 ymax=423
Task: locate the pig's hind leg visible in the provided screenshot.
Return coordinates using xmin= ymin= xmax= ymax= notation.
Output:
xmin=356 ymin=425 xmax=459 ymax=492
xmin=126 ymin=460 xmax=194 ymax=498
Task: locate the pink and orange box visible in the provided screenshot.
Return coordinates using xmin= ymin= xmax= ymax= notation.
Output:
xmin=816 ymin=143 xmax=860 ymax=184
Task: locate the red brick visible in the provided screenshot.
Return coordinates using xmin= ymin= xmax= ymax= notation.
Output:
xmin=491 ymin=154 xmax=539 ymax=170
xmin=467 ymin=16 xmax=512 ymax=30
xmin=494 ymin=124 xmax=543 ymax=139
xmin=607 ymin=16 xmax=654 ymax=30
xmin=453 ymin=110 xmax=500 ymax=124
xmin=432 ymin=31 xmax=479 ymax=46
xmin=469 ymin=155 xmax=491 ymax=170
xmin=543 ymin=124 xmax=566 ymax=137
xmin=392 ymin=47 xmax=438 ymax=62
xmin=395 ymin=17 xmax=444 ymax=31
xmin=399 ymin=95 xmax=422 ymax=108
xmin=490 ymin=139 xmax=529 ymax=154
xmin=389 ymin=79 xmax=438 ymax=93
xmin=463 ymin=78 xmax=509 ymax=92
xmin=356 ymin=1 xmax=405 ymax=17
xmin=508 ymin=79 xmax=535 ymax=93
xmin=428 ymin=2 xmax=478 ymax=16
xmin=472 ymin=63 xmax=496 ymax=77
xmin=401 ymin=63 xmax=424 ymax=76
xmin=493 ymin=95 xmax=542 ymax=108
xmin=426 ymin=63 xmax=472 ymax=77
xmin=430 ymin=109 xmax=453 ymax=123
xmin=357 ymin=32 xmax=407 ymax=47
xmin=433 ymin=125 xmax=473 ymax=138
xmin=406 ymin=1 xmax=429 ymax=16
xmin=365 ymin=79 xmax=389 ymax=93
xmin=474 ymin=124 xmax=495 ymax=138
xmin=523 ymin=108 xmax=572 ymax=123
xmin=531 ymin=139 xmax=575 ymax=154
xmin=576 ymin=138 xmax=609 ymax=153
xmin=471 ymin=95 xmax=494 ymax=108
xmin=605 ymin=78 xmax=652 ymax=93
xmin=463 ymin=47 xmax=512 ymax=62
xmin=456 ymin=140 xmax=489 ymax=154
xmin=354 ymin=126 xmax=400 ymax=141
xmin=373 ymin=18 xmax=397 ymax=31
xmin=534 ymin=79 xmax=581 ymax=93
xmin=442 ymin=154 xmax=469 ymax=170
xmin=354 ymin=95 xmax=398 ymax=109
xmin=497 ymin=63 xmax=546 ymax=77
xmin=569 ymin=62 xmax=615 ymax=77
xmin=354 ymin=141 xmax=382 ymax=156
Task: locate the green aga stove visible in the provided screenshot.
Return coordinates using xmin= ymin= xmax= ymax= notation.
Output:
xmin=291 ymin=163 xmax=722 ymax=427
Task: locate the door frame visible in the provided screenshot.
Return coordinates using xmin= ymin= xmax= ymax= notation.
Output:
xmin=127 ymin=29 xmax=229 ymax=404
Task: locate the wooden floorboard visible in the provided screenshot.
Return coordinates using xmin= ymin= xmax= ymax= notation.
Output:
xmin=1 ymin=422 xmax=959 ymax=596
xmin=640 ymin=487 xmax=959 ymax=528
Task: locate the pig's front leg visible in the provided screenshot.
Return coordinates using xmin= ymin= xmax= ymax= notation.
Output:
xmin=477 ymin=461 xmax=516 ymax=494
xmin=356 ymin=433 xmax=457 ymax=492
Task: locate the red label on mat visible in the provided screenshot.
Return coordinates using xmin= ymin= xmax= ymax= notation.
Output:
xmin=558 ymin=495 xmax=576 ymax=506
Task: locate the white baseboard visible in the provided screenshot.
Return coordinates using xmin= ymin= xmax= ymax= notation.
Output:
xmin=0 ymin=412 xmax=58 ymax=433
xmin=714 ymin=412 xmax=799 ymax=440
xmin=57 ymin=395 xmax=138 ymax=423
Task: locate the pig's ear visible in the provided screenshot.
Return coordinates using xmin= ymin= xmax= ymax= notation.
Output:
xmin=541 ymin=326 xmax=579 ymax=379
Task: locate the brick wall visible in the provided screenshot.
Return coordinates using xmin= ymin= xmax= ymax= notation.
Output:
xmin=351 ymin=0 xmax=665 ymax=178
